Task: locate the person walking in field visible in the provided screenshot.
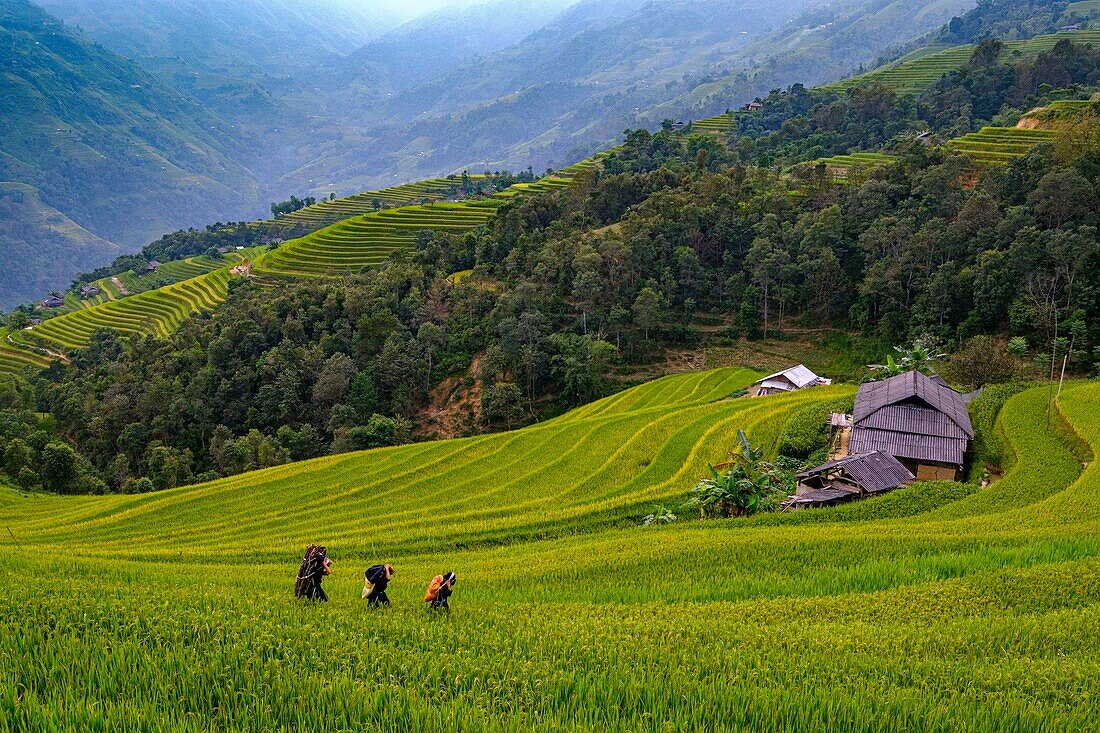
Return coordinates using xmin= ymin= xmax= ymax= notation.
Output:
xmin=362 ymin=563 xmax=395 ymax=607
xmin=425 ymin=571 xmax=456 ymax=611
xmin=294 ymin=544 xmax=333 ymax=602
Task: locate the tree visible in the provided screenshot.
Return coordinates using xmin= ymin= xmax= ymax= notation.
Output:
xmin=632 ymin=287 xmax=661 ymax=341
xmin=417 ymin=321 xmax=446 ymax=390
xmin=40 ymin=441 xmax=77 ymax=493
xmin=1028 ymin=170 xmax=1097 ymax=228
xmin=943 ymin=336 xmax=1018 ymax=389
xmin=871 ymin=337 xmax=946 ymax=378
xmin=481 ymin=382 xmax=524 ymax=428
xmin=347 ymin=372 xmax=380 ymax=423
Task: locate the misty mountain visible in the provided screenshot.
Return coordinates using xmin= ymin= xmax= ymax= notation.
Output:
xmin=34 ymin=0 xmax=401 ymax=124
xmin=0 ymin=0 xmax=257 ymax=307
xmin=286 ymin=0 xmax=976 ymax=192
xmin=325 ymin=0 xmax=580 ymax=106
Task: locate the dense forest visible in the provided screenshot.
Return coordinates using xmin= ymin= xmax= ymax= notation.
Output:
xmin=1 ymin=38 xmax=1098 ymax=494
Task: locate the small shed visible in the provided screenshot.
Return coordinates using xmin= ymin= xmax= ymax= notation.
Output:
xmin=753 ymin=364 xmax=831 ymax=395
xmin=783 ymin=451 xmax=914 ymax=510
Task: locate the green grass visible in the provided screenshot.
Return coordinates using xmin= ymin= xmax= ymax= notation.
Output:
xmin=1 ymin=371 xmax=1098 ymax=730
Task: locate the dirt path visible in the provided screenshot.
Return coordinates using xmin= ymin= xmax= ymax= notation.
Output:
xmin=111 ymin=276 xmax=130 ymax=296
xmin=6 ymin=332 xmax=69 ymax=364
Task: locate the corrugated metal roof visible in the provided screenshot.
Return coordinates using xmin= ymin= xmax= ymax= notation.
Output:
xmin=786 ymin=487 xmax=853 ymax=504
xmin=754 ymin=364 xmax=827 ymax=389
xmin=850 ymin=428 xmax=967 ymax=466
xmin=798 ymin=451 xmax=915 ymax=493
xmin=857 ymin=404 xmax=970 ymax=439
xmin=854 ymin=371 xmax=973 ymax=438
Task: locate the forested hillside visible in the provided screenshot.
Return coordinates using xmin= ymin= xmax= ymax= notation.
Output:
xmin=2 ymin=34 xmax=1097 ymax=495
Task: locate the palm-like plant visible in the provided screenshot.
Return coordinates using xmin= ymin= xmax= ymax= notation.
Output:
xmin=685 ymin=430 xmax=789 ymax=518
xmin=870 ymin=337 xmax=946 ymax=379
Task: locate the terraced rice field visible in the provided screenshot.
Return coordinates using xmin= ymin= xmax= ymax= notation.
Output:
xmin=1 ymin=370 xmax=1098 ymax=730
xmin=258 ymin=162 xmax=604 ymax=277
xmin=256 ymin=202 xmax=500 ymax=277
xmin=280 ymin=175 xmax=497 ymax=228
xmin=0 ymin=328 xmax=54 ymax=374
xmin=946 ymin=126 xmax=1057 ymax=164
xmin=825 ymin=29 xmax=1100 ymax=94
xmin=692 ymin=111 xmax=739 ymax=134
xmin=8 ymin=160 xmax=605 ymax=358
xmin=809 ymin=152 xmax=897 ymax=182
xmin=19 ymin=268 xmax=233 ymax=351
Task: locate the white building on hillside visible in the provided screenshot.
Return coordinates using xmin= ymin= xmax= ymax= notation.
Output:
xmin=753 ymin=364 xmax=831 ymax=396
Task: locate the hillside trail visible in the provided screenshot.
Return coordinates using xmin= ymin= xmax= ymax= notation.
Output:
xmin=6 ymin=332 xmax=68 ymax=364
xmin=111 ymin=276 xmax=129 ymax=296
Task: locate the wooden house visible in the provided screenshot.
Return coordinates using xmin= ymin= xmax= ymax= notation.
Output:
xmin=783 ymin=451 xmax=914 ymax=510
xmin=753 ymin=364 xmax=830 ymax=396
xmin=39 ymin=295 xmax=64 ymax=308
xmin=143 ymin=260 xmax=162 ymax=273
xmin=79 ymin=285 xmax=101 ymax=299
xmin=850 ymin=371 xmax=973 ymax=480
xmin=743 ymin=101 xmax=764 ymax=112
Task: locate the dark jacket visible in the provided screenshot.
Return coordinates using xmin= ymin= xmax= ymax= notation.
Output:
xmin=365 ymin=564 xmax=390 ymax=594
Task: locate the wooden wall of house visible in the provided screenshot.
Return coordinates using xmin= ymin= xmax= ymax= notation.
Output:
xmin=916 ymin=463 xmax=959 ymax=481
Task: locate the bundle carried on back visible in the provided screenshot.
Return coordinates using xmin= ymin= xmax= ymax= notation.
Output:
xmin=294 ymin=544 xmax=328 ymax=599
xmin=424 ymin=574 xmax=445 ymax=603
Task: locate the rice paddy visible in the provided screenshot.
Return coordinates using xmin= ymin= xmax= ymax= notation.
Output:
xmin=7 ymin=161 xmax=601 ymax=357
xmin=946 ymin=126 xmax=1058 ymax=164
xmin=1 ymin=369 xmax=1097 ymax=731
xmin=803 ymin=152 xmax=897 ymax=182
xmin=20 ymin=268 xmax=234 ymax=351
xmin=692 ymin=112 xmax=739 ymax=134
xmin=279 ymin=175 xmax=498 ymax=228
xmin=825 ymin=29 xmax=1100 ymax=94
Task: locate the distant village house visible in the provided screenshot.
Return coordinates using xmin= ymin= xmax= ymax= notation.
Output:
xmin=39 ymin=295 xmax=64 ymax=309
xmin=79 ymin=285 xmax=101 ymax=299
xmin=752 ymin=364 xmax=830 ymax=396
xmin=743 ymin=101 xmax=764 ymax=112
xmin=143 ymin=260 xmax=162 ymax=273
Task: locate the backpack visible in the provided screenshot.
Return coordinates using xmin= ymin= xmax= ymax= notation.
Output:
xmin=424 ymin=575 xmax=444 ymax=603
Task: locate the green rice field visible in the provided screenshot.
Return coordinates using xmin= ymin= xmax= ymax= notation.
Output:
xmin=946 ymin=126 xmax=1058 ymax=164
xmin=1 ymin=369 xmax=1097 ymax=730
xmin=18 ymin=268 xmax=235 ymax=352
xmin=825 ymin=29 xmax=1100 ymax=94
xmin=806 ymin=152 xmax=897 ymax=182
xmin=7 ymin=161 xmax=602 ymax=357
xmin=279 ymin=175 xmax=497 ymax=228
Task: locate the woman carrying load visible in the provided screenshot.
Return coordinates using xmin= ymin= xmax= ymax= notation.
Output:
xmin=362 ymin=563 xmax=395 ymax=607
